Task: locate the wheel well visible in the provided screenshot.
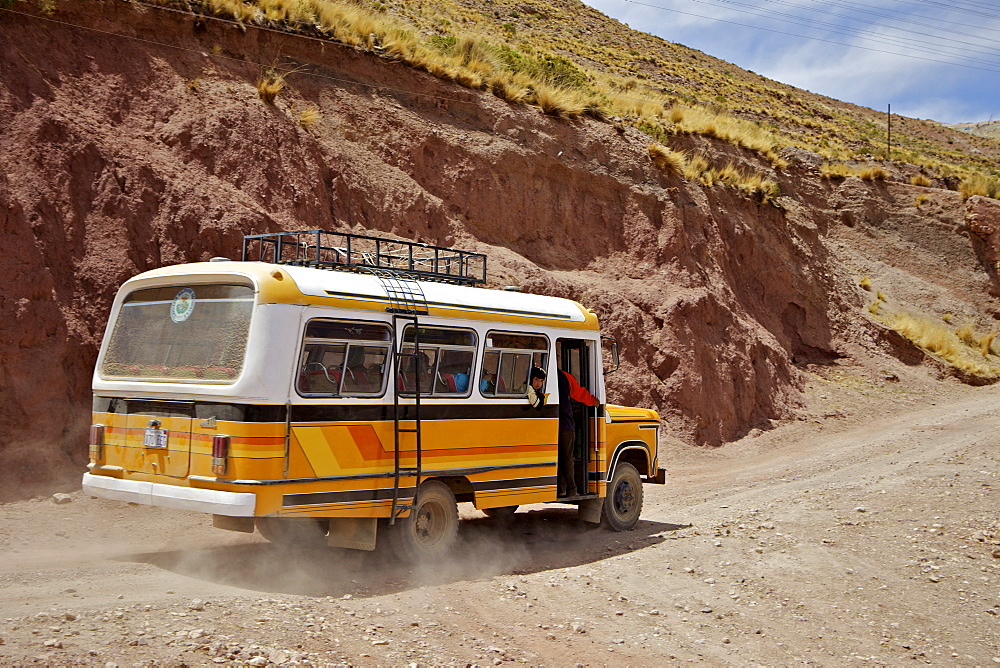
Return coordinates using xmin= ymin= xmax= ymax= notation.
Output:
xmin=428 ymin=476 xmax=475 ymax=503
xmin=613 ymin=443 xmax=650 ymax=478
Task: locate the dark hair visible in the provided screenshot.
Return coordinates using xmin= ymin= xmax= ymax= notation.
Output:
xmin=529 ymin=367 xmax=546 ymax=381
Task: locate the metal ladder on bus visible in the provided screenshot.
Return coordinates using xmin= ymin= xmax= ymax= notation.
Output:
xmin=369 ymin=268 xmax=429 ymax=524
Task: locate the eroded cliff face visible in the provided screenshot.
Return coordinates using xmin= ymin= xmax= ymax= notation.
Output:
xmin=2 ymin=0 xmax=998 ymax=497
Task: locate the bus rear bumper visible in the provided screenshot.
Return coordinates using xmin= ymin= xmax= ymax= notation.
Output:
xmin=82 ymin=472 xmax=257 ymax=516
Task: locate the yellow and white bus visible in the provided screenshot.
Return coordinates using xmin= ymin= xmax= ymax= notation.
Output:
xmin=83 ymin=231 xmax=663 ymax=560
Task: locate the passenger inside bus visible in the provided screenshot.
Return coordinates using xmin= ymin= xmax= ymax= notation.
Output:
xmin=343 ymin=347 xmax=370 ymax=393
xmin=450 ymin=366 xmax=470 ymax=393
xmin=398 ymin=350 xmax=434 ymax=393
xmin=436 ymin=350 xmax=473 ymax=394
xmin=478 ymin=361 xmax=509 ymax=395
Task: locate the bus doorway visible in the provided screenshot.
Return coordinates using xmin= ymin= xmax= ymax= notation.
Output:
xmin=556 ymin=338 xmax=601 ymax=498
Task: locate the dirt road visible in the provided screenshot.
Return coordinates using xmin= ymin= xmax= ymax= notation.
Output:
xmin=1 ymin=369 xmax=998 ymax=666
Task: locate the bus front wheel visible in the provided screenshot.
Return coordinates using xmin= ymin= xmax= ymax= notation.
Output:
xmin=388 ymin=481 xmax=459 ymax=561
xmin=602 ymin=462 xmax=643 ymax=531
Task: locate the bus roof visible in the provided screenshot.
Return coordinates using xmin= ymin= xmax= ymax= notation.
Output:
xmin=123 ymin=261 xmax=600 ymax=330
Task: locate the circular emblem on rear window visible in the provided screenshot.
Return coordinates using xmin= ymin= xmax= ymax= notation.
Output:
xmin=170 ymin=287 xmax=196 ymax=323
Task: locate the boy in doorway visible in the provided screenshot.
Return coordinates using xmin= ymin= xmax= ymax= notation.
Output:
xmin=557 ymin=362 xmax=598 ymax=498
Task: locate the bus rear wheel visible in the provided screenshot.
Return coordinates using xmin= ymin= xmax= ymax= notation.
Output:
xmin=602 ymin=462 xmax=643 ymax=531
xmin=388 ymin=481 xmax=458 ymax=561
xmin=256 ymin=517 xmax=329 ymax=546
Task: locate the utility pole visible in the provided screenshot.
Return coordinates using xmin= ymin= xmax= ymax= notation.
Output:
xmin=887 ymin=103 xmax=892 ymax=160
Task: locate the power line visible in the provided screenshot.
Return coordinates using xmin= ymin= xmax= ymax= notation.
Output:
xmin=824 ymin=0 xmax=1000 ymax=37
xmin=903 ymin=0 xmax=1000 ymax=22
xmin=619 ymin=0 xmax=1000 ymax=74
xmin=697 ymin=0 xmax=1000 ymax=63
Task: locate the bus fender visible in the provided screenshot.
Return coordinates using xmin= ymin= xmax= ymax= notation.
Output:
xmin=608 ymin=441 xmax=652 ymax=479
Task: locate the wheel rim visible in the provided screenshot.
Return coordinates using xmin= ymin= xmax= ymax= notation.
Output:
xmin=613 ymin=479 xmax=636 ymax=517
xmin=413 ymin=500 xmax=445 ymax=546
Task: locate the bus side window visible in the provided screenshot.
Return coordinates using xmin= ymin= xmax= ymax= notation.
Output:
xmin=481 ymin=331 xmax=549 ymax=398
xmin=498 ymin=352 xmax=532 ymax=394
xmin=360 ymin=346 xmax=388 ymax=393
xmin=480 ymin=351 xmax=500 ymax=395
xmin=437 ymin=349 xmax=474 ymax=394
xmin=299 ymin=343 xmax=345 ymax=394
xmin=399 ymin=347 xmax=437 ymax=394
xmin=297 ymin=320 xmax=391 ymax=397
xmin=418 ymin=349 xmax=438 ymax=395
xmin=400 ymin=325 xmax=476 ymax=396
xmin=343 ymin=345 xmax=388 ymax=393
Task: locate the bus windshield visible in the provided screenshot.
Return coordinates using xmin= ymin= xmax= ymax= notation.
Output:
xmin=100 ymin=284 xmax=254 ymax=383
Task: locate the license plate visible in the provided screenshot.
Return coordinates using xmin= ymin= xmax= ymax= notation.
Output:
xmin=143 ymin=428 xmax=168 ymax=449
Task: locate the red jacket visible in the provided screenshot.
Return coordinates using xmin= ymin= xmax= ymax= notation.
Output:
xmin=558 ymin=370 xmax=598 ymax=433
xmin=561 ymin=370 xmax=598 ymax=406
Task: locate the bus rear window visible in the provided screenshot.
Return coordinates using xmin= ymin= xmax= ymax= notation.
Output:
xmin=100 ymin=284 xmax=254 ymax=383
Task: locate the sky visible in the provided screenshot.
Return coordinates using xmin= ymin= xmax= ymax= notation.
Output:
xmin=584 ymin=0 xmax=1000 ymax=124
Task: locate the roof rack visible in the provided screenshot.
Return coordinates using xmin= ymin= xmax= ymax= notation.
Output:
xmin=241 ymin=230 xmax=487 ymax=286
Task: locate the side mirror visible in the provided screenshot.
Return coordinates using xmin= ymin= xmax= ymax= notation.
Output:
xmin=602 ymin=335 xmax=620 ymax=375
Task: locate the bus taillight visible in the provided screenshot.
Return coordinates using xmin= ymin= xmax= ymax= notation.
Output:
xmin=212 ymin=435 xmax=230 ymax=476
xmin=89 ymin=424 xmax=105 ymax=461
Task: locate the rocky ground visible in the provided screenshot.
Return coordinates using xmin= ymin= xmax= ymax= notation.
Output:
xmin=1 ymin=362 xmax=998 ymax=666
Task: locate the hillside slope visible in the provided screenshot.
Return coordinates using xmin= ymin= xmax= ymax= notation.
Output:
xmin=2 ymin=0 xmax=1000 ymax=497
xmin=381 ymin=0 xmax=1000 ymax=171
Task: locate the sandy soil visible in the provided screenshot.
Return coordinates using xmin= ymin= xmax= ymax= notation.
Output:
xmin=0 ymin=365 xmax=998 ymax=667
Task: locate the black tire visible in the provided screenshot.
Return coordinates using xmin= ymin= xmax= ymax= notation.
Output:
xmin=256 ymin=517 xmax=329 ymax=546
xmin=482 ymin=505 xmax=518 ymax=520
xmin=388 ymin=481 xmax=459 ymax=561
xmin=602 ymin=462 xmax=643 ymax=531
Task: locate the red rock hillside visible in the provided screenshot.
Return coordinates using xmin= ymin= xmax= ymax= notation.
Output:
xmin=2 ymin=0 xmax=1000 ymax=499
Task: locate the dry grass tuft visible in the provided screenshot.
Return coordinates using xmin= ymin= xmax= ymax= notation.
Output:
xmin=683 ymin=153 xmax=711 ymax=183
xmin=858 ymin=166 xmax=888 ymax=181
xmin=914 ymin=194 xmax=930 ymax=207
xmin=858 ymin=276 xmax=872 ymax=290
xmin=886 ymin=312 xmax=1000 ymax=377
xmin=298 ymin=105 xmax=320 ymax=129
xmin=910 ymin=174 xmax=933 ymax=187
xmin=488 ymin=72 xmax=531 ymax=104
xmin=821 ymin=163 xmax=890 ymax=181
xmin=959 ymin=173 xmax=1000 ymax=200
xmin=868 ymin=295 xmax=883 ymax=315
xmin=647 ymin=144 xmax=685 ymax=175
xmin=820 ymin=163 xmax=852 ymax=180
xmin=956 ymin=322 xmax=977 ymax=347
xmin=665 ymin=104 xmax=784 ymax=168
xmin=256 ymin=70 xmax=286 ymax=104
xmin=533 ymin=85 xmax=586 ymax=118
xmin=980 ymin=330 xmax=996 ymax=357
